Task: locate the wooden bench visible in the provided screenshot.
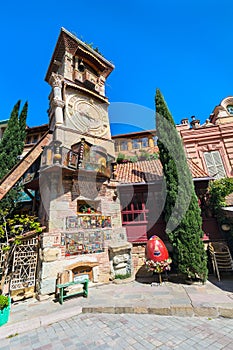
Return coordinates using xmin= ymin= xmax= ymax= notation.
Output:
xmin=56 ymin=277 xmax=89 ymax=305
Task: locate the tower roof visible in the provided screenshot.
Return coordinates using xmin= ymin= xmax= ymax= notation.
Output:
xmin=45 ymin=27 xmax=114 ymax=83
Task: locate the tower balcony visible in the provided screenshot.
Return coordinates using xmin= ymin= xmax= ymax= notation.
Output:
xmin=40 ymin=141 xmax=113 ymax=178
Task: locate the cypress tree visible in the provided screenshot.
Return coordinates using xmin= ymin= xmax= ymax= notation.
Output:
xmin=155 ymin=89 xmax=208 ymax=281
xmin=18 ymin=101 xmax=28 ymax=154
xmin=0 ymin=100 xmax=28 ymax=178
xmin=0 ymin=100 xmax=28 ymax=214
xmin=0 ymin=101 xmax=20 ymax=178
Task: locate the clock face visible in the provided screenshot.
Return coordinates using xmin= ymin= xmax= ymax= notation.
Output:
xmin=66 ymin=96 xmax=108 ymax=136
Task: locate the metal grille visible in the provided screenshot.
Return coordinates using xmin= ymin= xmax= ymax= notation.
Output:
xmin=0 ymin=244 xmax=6 ymax=280
xmin=0 ymin=244 xmax=5 ymax=266
xmin=10 ymin=238 xmax=38 ymax=291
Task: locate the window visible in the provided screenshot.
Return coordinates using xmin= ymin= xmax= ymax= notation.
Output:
xmin=114 ymin=141 xmax=120 ymax=152
xmin=204 ymin=151 xmax=226 ymax=179
xmin=120 ymin=192 xmax=148 ymax=224
xmin=141 ymin=137 xmax=148 ymax=148
xmin=227 ymin=105 xmax=233 ymax=115
xmin=120 ymin=140 xmax=128 ymax=151
xmin=33 ymin=135 xmax=38 ymax=143
xmin=153 ymin=136 xmax=158 ymax=146
xmin=67 ymin=150 xmax=78 ymax=169
xmin=132 ymin=138 xmax=141 ymax=149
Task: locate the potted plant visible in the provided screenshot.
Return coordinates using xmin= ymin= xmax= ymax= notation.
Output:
xmin=0 ymin=294 xmax=11 ymax=326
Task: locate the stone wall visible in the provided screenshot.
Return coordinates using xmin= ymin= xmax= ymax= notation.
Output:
xmin=108 ymin=242 xmax=132 ymax=279
xmin=38 ymin=172 xmax=129 ymax=295
xmin=39 ymin=248 xmax=111 ymax=295
xmin=132 ymin=244 xmax=146 ymax=277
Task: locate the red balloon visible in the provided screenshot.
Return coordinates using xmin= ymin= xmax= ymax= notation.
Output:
xmin=146 ymin=235 xmax=169 ymax=262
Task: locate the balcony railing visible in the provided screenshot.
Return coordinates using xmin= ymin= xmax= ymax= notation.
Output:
xmin=40 ymin=142 xmax=111 ymax=177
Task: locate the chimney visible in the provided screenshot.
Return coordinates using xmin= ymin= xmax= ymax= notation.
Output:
xmin=181 ymin=118 xmax=189 ymax=125
xmin=190 ymin=116 xmax=200 ymax=129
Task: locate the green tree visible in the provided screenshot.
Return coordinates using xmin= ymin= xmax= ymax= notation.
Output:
xmin=208 ymin=178 xmax=233 ymax=214
xmin=0 ymin=100 xmax=28 ymax=178
xmin=207 ymin=178 xmax=233 ymax=254
xmin=18 ymin=101 xmax=28 ymax=153
xmin=0 ymin=101 xmax=28 ymax=216
xmin=155 ymin=88 xmax=208 ymax=281
xmin=0 ymin=212 xmax=43 ymax=293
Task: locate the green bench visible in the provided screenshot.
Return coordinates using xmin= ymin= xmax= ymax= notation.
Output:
xmin=56 ymin=277 xmax=89 ymax=305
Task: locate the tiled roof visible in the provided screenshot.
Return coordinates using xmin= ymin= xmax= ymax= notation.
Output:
xmin=115 ymin=159 xmax=162 ymax=183
xmin=115 ymin=159 xmax=209 ymax=184
xmin=187 ymin=159 xmax=209 ymax=179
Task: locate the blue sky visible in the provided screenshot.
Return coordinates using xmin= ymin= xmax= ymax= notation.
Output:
xmin=1 ymin=0 xmax=233 ymax=134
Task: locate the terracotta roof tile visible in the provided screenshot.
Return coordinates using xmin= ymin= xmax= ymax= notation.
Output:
xmin=115 ymin=159 xmax=209 ymax=184
xmin=187 ymin=159 xmax=209 ymax=178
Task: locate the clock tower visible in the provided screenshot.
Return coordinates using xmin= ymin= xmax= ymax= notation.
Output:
xmin=45 ymin=27 xmax=115 ymax=155
xmin=38 ymin=28 xmax=131 ymax=296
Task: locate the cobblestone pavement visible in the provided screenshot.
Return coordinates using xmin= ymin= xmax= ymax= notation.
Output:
xmin=1 ymin=313 xmax=233 ymax=350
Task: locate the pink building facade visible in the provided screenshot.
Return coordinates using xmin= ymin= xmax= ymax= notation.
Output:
xmin=177 ymin=96 xmax=233 ymax=180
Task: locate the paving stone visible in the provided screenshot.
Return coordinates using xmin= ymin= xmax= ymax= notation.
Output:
xmin=0 ymin=277 xmax=233 ymax=346
xmin=218 ymin=305 xmax=233 ymax=318
xmin=193 ymin=305 xmax=219 ymax=317
xmin=170 ymin=305 xmax=194 ymax=316
xmin=148 ymin=306 xmax=171 ymax=315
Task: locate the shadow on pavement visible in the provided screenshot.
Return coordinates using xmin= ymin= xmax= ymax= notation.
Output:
xmin=135 ymin=267 xmax=233 ymax=292
xmin=208 ymin=273 xmax=233 ymax=293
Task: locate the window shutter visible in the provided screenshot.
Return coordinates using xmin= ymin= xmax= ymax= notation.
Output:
xmin=212 ymin=151 xmax=226 ymax=178
xmin=204 ymin=151 xmax=226 ymax=179
xmin=204 ymin=152 xmax=216 ymax=177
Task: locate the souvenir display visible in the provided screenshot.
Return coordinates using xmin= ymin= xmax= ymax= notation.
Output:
xmin=66 ymin=215 xmax=112 ymax=230
xmin=65 ymin=230 xmax=104 ymax=256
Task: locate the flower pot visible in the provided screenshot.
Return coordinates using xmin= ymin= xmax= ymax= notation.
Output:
xmin=0 ymin=297 xmax=11 ymax=327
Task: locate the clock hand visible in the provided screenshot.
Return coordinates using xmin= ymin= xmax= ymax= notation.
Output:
xmin=81 ymin=112 xmax=102 ymax=128
xmin=79 ymin=110 xmax=96 ymax=121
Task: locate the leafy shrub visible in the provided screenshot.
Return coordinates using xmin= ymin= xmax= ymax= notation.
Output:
xmin=115 ymin=273 xmax=131 ymax=279
xmin=129 ymin=156 xmax=138 ymax=163
xmin=0 ymin=295 xmax=9 ymax=310
xmin=150 ymin=152 xmax=159 ymax=160
xmin=116 ymin=153 xmax=125 ymax=163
